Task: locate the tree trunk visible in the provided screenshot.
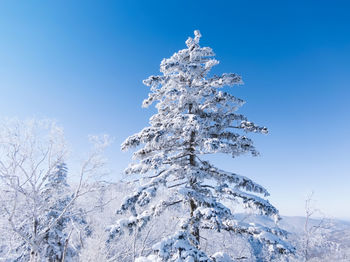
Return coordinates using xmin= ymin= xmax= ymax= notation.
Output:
xmin=30 ymin=218 xmax=39 ymax=262
xmin=190 ymin=198 xmax=200 ymax=245
xmin=188 ymin=103 xmax=200 ymax=247
xmin=61 ymin=229 xmax=73 ymax=262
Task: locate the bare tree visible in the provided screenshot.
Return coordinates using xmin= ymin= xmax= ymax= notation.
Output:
xmin=0 ymin=119 xmax=109 ymax=261
xmin=301 ymin=192 xmax=337 ymax=262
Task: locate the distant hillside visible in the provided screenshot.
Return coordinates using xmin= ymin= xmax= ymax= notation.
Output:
xmin=233 ymin=213 xmax=350 ymax=261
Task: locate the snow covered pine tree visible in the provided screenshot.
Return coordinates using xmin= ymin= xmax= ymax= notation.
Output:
xmin=41 ymin=162 xmax=89 ymax=262
xmin=110 ymin=30 xmax=294 ymax=261
xmin=41 ymin=162 xmax=73 ymax=261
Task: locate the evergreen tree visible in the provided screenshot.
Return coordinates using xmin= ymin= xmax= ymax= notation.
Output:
xmin=41 ymin=162 xmax=73 ymax=262
xmin=41 ymin=162 xmax=90 ymax=262
xmin=111 ymin=30 xmax=293 ymax=261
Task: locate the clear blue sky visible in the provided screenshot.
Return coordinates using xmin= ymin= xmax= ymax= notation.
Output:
xmin=0 ymin=0 xmax=349 ymax=219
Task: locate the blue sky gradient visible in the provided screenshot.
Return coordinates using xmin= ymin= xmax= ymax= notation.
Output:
xmin=0 ymin=0 xmax=349 ymax=219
